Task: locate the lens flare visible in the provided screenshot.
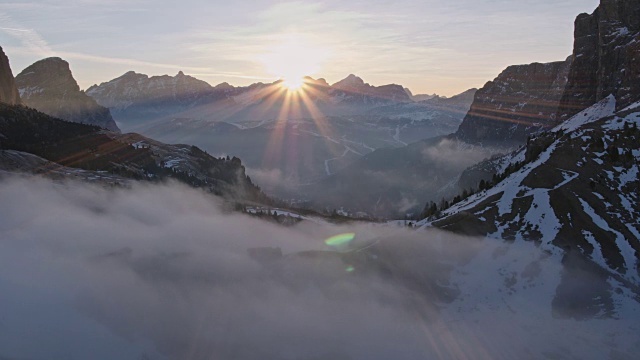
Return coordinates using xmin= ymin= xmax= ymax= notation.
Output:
xmin=324 ymin=233 xmax=356 ymax=247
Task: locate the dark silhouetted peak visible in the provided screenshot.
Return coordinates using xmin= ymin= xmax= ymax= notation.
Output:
xmin=177 ymin=71 xmax=185 ymax=77
xmin=0 ymin=46 xmax=20 ymax=105
xmin=16 ymin=57 xmax=120 ymax=132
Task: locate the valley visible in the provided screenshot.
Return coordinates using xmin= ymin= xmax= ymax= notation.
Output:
xmin=0 ymin=0 xmax=639 ymax=359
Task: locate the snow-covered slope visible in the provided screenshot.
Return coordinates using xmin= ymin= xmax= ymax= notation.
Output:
xmin=430 ymin=97 xmax=640 ymax=284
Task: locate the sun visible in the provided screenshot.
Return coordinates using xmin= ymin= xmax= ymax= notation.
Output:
xmin=259 ymin=33 xmax=330 ymax=91
xmin=283 ymin=77 xmax=304 ymax=91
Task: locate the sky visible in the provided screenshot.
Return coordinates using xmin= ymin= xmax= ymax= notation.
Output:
xmin=0 ymin=0 xmax=600 ymax=96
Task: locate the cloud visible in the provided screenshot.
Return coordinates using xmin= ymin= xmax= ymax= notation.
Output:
xmin=0 ymin=175 xmax=637 ymax=360
xmin=0 ymin=12 xmax=52 ymax=56
xmin=421 ymin=138 xmax=495 ymax=168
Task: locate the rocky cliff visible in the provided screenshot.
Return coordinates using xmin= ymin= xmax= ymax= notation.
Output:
xmin=15 ymin=57 xmax=120 ymax=132
xmin=455 ymin=59 xmax=571 ymax=146
xmin=558 ymin=0 xmax=640 ymax=119
xmin=0 ymin=46 xmax=20 ymax=105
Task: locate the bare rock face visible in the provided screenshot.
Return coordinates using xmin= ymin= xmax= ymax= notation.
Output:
xmin=558 ymin=0 xmax=640 ymax=119
xmin=0 ymin=46 xmax=20 ymax=105
xmin=455 ymin=59 xmax=572 ymax=147
xmin=15 ymin=57 xmax=120 ymax=132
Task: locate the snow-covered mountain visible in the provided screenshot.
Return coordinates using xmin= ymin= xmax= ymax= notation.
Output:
xmin=15 ymin=57 xmax=120 ymax=132
xmin=431 ymin=96 xmax=640 ymax=284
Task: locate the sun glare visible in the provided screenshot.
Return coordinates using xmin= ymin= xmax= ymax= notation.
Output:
xmin=283 ymin=77 xmax=304 ymax=91
xmin=260 ymin=33 xmax=330 ymax=90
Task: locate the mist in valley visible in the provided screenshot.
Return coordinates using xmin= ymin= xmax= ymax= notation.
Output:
xmin=0 ymin=176 xmax=638 ymax=360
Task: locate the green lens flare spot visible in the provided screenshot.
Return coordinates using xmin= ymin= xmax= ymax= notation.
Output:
xmin=324 ymin=233 xmax=355 ymax=247
xmin=345 ymin=266 xmax=355 ymax=273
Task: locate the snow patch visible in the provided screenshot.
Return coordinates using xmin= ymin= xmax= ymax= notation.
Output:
xmin=554 ymin=95 xmax=616 ymax=133
xmin=578 ymin=198 xmax=638 ymax=282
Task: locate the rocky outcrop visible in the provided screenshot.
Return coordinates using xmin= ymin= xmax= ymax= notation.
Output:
xmin=0 ymin=46 xmax=20 ymax=105
xmin=15 ymin=57 xmax=120 ymax=132
xmin=558 ymin=0 xmax=640 ymax=119
xmin=455 ymin=59 xmax=571 ymax=146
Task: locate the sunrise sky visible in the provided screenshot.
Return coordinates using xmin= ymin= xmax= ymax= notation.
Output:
xmin=0 ymin=0 xmax=599 ymax=96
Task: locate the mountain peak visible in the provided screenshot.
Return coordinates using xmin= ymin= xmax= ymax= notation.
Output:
xmin=15 ymin=57 xmax=120 ymax=132
xmin=17 ymin=56 xmax=79 ymax=93
xmin=333 ymin=74 xmax=366 ymax=88
xmin=177 ymin=71 xmax=185 ymax=77
xmin=214 ymin=82 xmax=235 ymax=90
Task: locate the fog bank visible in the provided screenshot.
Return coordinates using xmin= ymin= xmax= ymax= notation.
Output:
xmin=0 ymin=176 xmax=638 ymax=360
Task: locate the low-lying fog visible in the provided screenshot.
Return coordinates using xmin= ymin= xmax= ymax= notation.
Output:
xmin=0 ymin=176 xmax=638 ymax=360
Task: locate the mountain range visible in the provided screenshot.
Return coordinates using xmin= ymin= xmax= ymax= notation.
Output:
xmin=0 ymin=0 xmax=639 ymax=305
xmin=0 ymin=47 xmax=268 ymax=205
xmin=0 ymin=0 xmax=640 ymax=358
xmin=81 ymin=69 xmax=477 ymax=198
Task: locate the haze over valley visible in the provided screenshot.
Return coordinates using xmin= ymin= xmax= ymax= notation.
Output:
xmin=1 ymin=0 xmax=639 ymax=359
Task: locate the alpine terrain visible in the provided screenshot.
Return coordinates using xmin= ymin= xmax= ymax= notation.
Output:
xmin=0 ymin=1 xmax=639 ymax=359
